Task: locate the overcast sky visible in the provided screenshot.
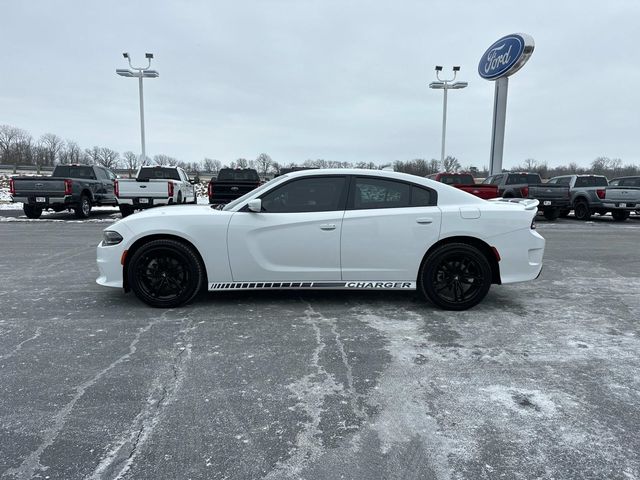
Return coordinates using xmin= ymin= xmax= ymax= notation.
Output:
xmin=1 ymin=0 xmax=639 ymax=169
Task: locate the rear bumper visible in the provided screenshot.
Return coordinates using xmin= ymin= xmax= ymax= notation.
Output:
xmin=13 ymin=195 xmax=73 ymax=206
xmin=117 ymin=197 xmax=171 ymax=208
xmin=536 ymin=199 xmax=571 ymax=208
xmin=602 ymin=202 xmax=638 ymax=210
xmin=489 ymin=228 xmax=545 ymax=284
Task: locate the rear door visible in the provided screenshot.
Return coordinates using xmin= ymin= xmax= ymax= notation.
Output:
xmin=227 ymin=175 xmax=348 ymax=281
xmin=341 ymin=176 xmax=441 ymax=281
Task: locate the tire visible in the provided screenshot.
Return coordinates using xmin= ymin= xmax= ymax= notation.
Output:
xmin=573 ymin=200 xmax=591 ymax=221
xmin=611 ymin=210 xmax=630 ymax=222
xmin=74 ymin=195 xmax=92 ymax=219
xmin=23 ymin=205 xmax=43 ymax=219
xmin=119 ymin=205 xmax=134 ymax=218
xmin=127 ymin=239 xmax=205 ymax=308
xmin=543 ymin=208 xmax=560 ymax=221
xmin=418 ymin=243 xmax=492 ymax=311
xmin=559 ymin=209 xmax=570 ymax=218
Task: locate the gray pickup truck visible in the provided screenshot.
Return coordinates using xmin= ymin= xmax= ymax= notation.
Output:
xmin=546 ymin=174 xmax=610 ymax=220
xmin=9 ymin=165 xmax=118 ymax=219
xmin=481 ymin=172 xmax=570 ymax=220
xmin=603 ymin=176 xmax=640 ymax=220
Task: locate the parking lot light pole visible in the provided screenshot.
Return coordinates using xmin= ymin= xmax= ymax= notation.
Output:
xmin=429 ymin=66 xmax=468 ymax=164
xmin=116 ymin=53 xmax=159 ymax=163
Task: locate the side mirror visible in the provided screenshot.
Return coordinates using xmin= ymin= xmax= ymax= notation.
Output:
xmin=247 ymin=199 xmax=262 ymax=212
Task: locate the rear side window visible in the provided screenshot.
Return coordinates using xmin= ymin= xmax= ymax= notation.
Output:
xmin=218 ymin=169 xmax=260 ymax=181
xmin=353 ymin=178 xmax=410 ymax=209
xmin=506 ymin=173 xmax=541 ymax=185
xmin=411 ymin=186 xmax=434 ymax=206
xmin=260 ymin=176 xmax=346 ymax=213
xmin=575 ymin=176 xmax=608 ymax=188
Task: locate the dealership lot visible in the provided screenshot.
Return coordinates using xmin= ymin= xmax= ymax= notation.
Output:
xmin=1 ymin=214 xmax=639 ymax=479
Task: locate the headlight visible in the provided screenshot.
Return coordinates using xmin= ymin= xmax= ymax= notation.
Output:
xmin=102 ymin=230 xmax=123 ymax=246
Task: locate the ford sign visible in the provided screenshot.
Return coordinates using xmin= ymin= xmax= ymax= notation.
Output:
xmin=478 ymin=33 xmax=534 ymax=80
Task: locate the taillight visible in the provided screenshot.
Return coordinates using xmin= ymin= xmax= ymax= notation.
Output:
xmin=520 ymin=186 xmax=529 ymax=197
xmin=64 ymin=179 xmax=73 ymax=195
xmin=208 ymin=182 xmax=213 ymax=198
xmin=9 ymin=178 xmax=15 ymax=195
xmin=596 ymin=189 xmax=605 ymax=199
xmin=531 ymin=217 xmax=537 ymax=230
xmin=168 ymin=182 xmax=174 ymax=198
xmin=114 ymin=179 xmax=119 ymax=197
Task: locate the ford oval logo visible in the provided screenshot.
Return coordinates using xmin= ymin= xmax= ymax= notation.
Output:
xmin=478 ymin=33 xmax=534 ymax=80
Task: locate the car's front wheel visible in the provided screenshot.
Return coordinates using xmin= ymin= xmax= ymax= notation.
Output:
xmin=419 ymin=243 xmax=492 ymax=310
xmin=127 ymin=239 xmax=205 ymax=308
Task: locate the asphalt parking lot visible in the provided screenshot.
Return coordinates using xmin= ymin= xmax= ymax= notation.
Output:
xmin=1 ymin=211 xmax=639 ymax=480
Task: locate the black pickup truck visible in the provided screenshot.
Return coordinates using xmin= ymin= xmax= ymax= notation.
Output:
xmin=482 ymin=172 xmax=571 ymax=220
xmin=208 ymin=168 xmax=261 ymax=205
xmin=9 ymin=165 xmax=118 ymax=219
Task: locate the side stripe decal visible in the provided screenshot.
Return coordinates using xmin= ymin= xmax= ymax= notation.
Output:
xmin=208 ymin=281 xmax=416 ymax=291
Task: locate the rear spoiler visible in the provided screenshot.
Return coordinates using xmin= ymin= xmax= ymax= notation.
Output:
xmin=489 ymin=198 xmax=540 ymax=210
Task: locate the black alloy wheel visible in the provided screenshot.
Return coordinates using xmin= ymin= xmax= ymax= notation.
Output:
xmin=419 ymin=243 xmax=492 ymax=310
xmin=74 ymin=195 xmax=92 ymax=219
xmin=573 ymin=200 xmax=591 ymax=221
xmin=128 ymin=239 xmax=204 ymax=308
xmin=23 ymin=204 xmax=43 ymax=219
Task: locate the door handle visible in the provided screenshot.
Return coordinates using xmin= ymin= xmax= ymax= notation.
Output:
xmin=320 ymin=224 xmax=336 ymax=231
xmin=416 ymin=218 xmax=433 ymax=224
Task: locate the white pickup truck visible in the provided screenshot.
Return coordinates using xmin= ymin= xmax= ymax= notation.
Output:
xmin=115 ymin=166 xmax=197 ymax=217
xmin=604 ymin=176 xmax=640 ymax=221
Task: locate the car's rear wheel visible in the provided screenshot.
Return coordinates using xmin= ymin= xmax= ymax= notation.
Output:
xmin=611 ymin=210 xmax=630 ymax=221
xmin=419 ymin=243 xmax=492 ymax=310
xmin=23 ymin=205 xmax=43 ymax=219
xmin=74 ymin=195 xmax=92 ymax=219
xmin=128 ymin=239 xmax=205 ymax=308
xmin=573 ymin=200 xmax=591 ymax=220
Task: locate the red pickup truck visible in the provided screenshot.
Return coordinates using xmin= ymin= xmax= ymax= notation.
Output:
xmin=427 ymin=173 xmax=499 ymax=200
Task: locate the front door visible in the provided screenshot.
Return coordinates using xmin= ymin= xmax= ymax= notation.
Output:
xmin=227 ymin=175 xmax=348 ymax=281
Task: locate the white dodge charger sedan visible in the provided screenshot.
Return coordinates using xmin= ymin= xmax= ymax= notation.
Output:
xmin=97 ymin=169 xmax=545 ymax=310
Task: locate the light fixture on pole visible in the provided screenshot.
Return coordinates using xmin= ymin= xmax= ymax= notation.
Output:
xmin=116 ymin=52 xmax=159 ymax=163
xmin=429 ymin=66 xmax=468 ymax=164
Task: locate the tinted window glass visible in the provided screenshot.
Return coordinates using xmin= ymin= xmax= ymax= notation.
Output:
xmin=137 ymin=167 xmax=181 ymax=180
xmin=619 ymin=177 xmax=640 ymax=187
xmin=608 ymin=179 xmax=619 ymax=186
xmin=94 ymin=168 xmax=108 ymax=180
xmin=506 ymin=173 xmax=541 ymax=185
xmin=481 ymin=176 xmax=493 ymax=184
xmin=439 ymin=174 xmax=474 ymax=185
xmin=260 ymin=176 xmax=346 ymax=213
xmin=53 ymin=166 xmax=96 ymax=179
xmin=411 ymin=186 xmax=433 ymax=206
xmin=353 ymin=178 xmax=410 ymax=209
xmin=575 ymin=176 xmax=608 ymax=188
xmin=218 ymin=169 xmax=260 ymax=181
xmin=553 ymin=177 xmax=571 ymax=185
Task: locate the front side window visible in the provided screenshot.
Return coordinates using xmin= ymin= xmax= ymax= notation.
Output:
xmin=260 ymin=176 xmax=346 ymax=213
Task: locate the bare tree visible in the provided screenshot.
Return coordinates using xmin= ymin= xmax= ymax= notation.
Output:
xmin=203 ymin=158 xmax=221 ymax=174
xmin=255 ymin=153 xmax=273 ymax=178
xmin=85 ymin=146 xmax=101 ymax=165
xmin=123 ymin=151 xmax=139 ymax=178
xmin=153 ymin=154 xmax=175 ymax=166
xmin=235 ymin=158 xmax=249 ymax=169
xmin=442 ymin=156 xmax=461 ymax=172
xmin=39 ymin=133 xmax=65 ymax=167
xmin=98 ymin=147 xmax=120 ymax=169
xmin=1 ymin=125 xmax=29 ymax=172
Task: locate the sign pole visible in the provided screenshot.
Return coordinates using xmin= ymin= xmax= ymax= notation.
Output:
xmin=489 ymin=77 xmax=509 ymax=175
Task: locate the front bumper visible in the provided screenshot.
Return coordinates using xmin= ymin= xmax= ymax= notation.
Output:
xmin=96 ymin=233 xmax=128 ymax=289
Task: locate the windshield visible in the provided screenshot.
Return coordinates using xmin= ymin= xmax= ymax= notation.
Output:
xmin=223 ymin=175 xmax=287 ymax=210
